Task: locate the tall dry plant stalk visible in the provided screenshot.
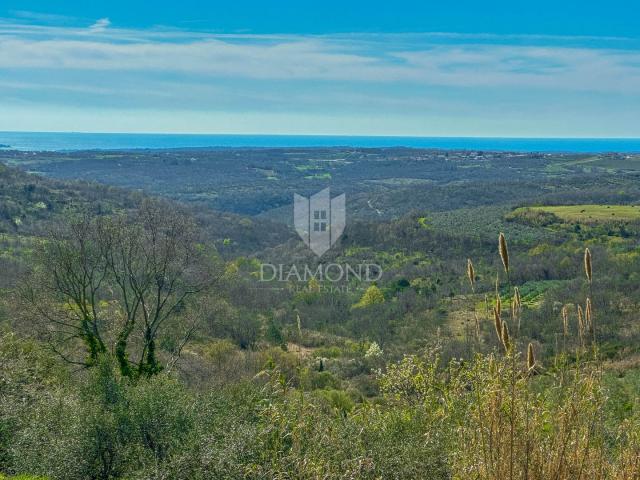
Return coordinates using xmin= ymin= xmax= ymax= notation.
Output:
xmin=465 ymin=258 xmax=479 ymax=349
xmin=467 ymin=258 xmax=476 ymax=292
xmin=513 ymin=287 xmax=521 ymax=310
xmin=485 ymin=294 xmax=490 ymax=320
xmin=585 ymin=297 xmax=597 ymax=359
xmin=296 ymin=313 xmax=303 ymax=362
xmin=583 ymin=248 xmax=597 ymax=357
xmin=561 ymin=304 xmax=570 ymax=354
xmin=499 ymin=232 xmax=510 ymax=276
xmin=494 ymin=307 xmax=503 ymax=340
xmin=501 ymin=322 xmax=511 ymax=353
xmin=577 ymin=305 xmax=585 ymax=348
xmin=585 ymin=298 xmax=592 ymax=334
xmin=584 ymin=247 xmax=592 ymax=284
xmin=561 ymin=305 xmax=569 ymax=336
xmin=513 ymin=287 xmax=522 ymax=334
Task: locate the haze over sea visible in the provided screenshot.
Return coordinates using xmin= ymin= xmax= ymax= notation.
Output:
xmin=1 ymin=132 xmax=640 ymax=153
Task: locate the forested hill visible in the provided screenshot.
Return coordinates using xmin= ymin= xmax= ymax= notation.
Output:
xmin=0 ymin=162 xmax=293 ymax=260
xmin=0 ymin=162 xmax=143 ymax=235
xmin=5 ymin=147 xmax=640 ymax=221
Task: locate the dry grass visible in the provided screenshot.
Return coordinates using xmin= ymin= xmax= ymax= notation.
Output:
xmin=456 ymin=356 xmax=637 ymax=480
xmin=454 ymin=233 xmax=639 ymax=479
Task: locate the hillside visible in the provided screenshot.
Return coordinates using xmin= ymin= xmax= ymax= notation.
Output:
xmin=1 ymin=149 xmax=640 ymax=478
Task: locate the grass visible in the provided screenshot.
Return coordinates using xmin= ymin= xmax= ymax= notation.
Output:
xmin=444 ymin=295 xmax=479 ymax=337
xmin=515 ymin=204 xmax=640 ymax=222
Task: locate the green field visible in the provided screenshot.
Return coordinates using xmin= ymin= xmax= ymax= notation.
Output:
xmin=516 ymin=204 xmax=640 ymax=222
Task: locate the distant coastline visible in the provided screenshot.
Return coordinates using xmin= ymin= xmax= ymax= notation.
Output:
xmin=1 ymin=131 xmax=640 ymax=153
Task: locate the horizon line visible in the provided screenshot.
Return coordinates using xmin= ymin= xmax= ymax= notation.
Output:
xmin=2 ymin=130 xmax=640 ymax=141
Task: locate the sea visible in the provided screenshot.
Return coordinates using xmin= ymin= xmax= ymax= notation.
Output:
xmin=1 ymin=131 xmax=640 ymax=153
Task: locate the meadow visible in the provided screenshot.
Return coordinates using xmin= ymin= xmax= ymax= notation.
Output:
xmin=514 ymin=204 xmax=640 ymax=223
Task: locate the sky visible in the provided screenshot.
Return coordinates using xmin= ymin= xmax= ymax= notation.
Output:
xmin=1 ymin=0 xmax=639 ymax=137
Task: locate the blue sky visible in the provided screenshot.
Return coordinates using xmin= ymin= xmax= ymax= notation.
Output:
xmin=1 ymin=1 xmax=639 ymax=137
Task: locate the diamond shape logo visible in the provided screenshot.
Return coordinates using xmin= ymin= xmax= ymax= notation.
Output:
xmin=294 ymin=188 xmax=346 ymax=257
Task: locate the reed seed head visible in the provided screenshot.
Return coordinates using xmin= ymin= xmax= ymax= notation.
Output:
xmin=496 ymin=294 xmax=502 ymax=316
xmin=512 ymin=287 xmax=521 ymax=320
xmin=467 ymin=258 xmax=475 ymax=290
xmin=498 ymin=233 xmax=510 ymax=274
xmin=584 ymin=248 xmax=592 ymax=284
xmin=585 ymin=298 xmax=593 ymax=331
xmin=527 ymin=342 xmax=535 ymax=370
xmin=514 ymin=287 xmax=521 ymax=310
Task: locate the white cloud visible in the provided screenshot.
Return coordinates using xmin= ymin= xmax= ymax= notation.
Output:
xmin=0 ymin=21 xmax=638 ymax=93
xmin=0 ymin=19 xmax=639 ymax=136
xmin=88 ymin=18 xmax=110 ymax=33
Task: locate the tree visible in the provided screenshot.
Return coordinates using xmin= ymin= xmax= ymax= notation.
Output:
xmin=353 ymin=284 xmax=385 ymax=309
xmin=22 ymin=200 xmax=218 ymax=377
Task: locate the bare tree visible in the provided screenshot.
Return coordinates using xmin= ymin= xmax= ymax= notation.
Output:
xmin=22 ymin=200 xmax=218 ymax=377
